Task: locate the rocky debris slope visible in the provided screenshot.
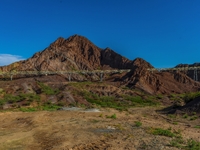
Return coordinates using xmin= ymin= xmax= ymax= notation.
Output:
xmin=122 ymin=58 xmax=200 ymax=94
xmin=179 ymin=96 xmax=200 ymax=115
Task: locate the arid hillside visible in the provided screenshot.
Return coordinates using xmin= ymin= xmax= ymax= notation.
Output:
xmin=0 ymin=35 xmax=200 ymax=95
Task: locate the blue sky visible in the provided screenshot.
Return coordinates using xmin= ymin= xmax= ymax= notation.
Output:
xmin=0 ymin=0 xmax=200 ymax=67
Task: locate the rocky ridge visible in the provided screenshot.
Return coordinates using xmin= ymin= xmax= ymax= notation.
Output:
xmin=0 ymin=35 xmax=133 ymax=72
xmin=0 ymin=34 xmax=200 ymax=94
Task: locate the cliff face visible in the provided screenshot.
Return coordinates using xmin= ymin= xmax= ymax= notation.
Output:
xmin=175 ymin=63 xmax=200 ymax=82
xmin=0 ymin=35 xmax=200 ymax=94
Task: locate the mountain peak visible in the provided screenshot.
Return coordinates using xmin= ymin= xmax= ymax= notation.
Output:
xmin=133 ymin=57 xmax=153 ymax=69
xmin=50 ymin=37 xmax=66 ymax=48
xmin=67 ymin=34 xmax=90 ymax=42
xmin=50 ymin=35 xmax=92 ymax=49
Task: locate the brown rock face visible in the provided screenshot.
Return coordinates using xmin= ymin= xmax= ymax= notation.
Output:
xmin=100 ymin=48 xmax=133 ymax=69
xmin=175 ymin=63 xmax=200 ymax=82
xmin=122 ymin=58 xmax=200 ymax=94
xmin=0 ymin=35 xmax=133 ymax=72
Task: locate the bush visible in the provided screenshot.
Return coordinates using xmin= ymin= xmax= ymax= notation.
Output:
xmin=183 ymin=113 xmax=188 ymax=119
xmin=37 ymin=82 xmax=60 ymax=95
xmin=80 ymin=90 xmax=159 ymax=110
xmin=190 ymin=115 xmax=198 ymax=121
xmin=0 ymin=100 xmax=5 ymax=106
xmin=135 ymin=121 xmax=142 ymax=127
xmin=4 ymin=94 xmax=20 ymax=103
xmin=194 ymin=126 xmax=200 ymax=129
xmin=185 ymin=139 xmax=200 ymax=150
xmin=183 ymin=92 xmax=200 ymax=103
xmin=124 ymin=95 xmax=159 ymax=107
xmin=81 ymin=90 xmax=127 ymax=110
xmin=19 ymin=107 xmax=36 ymax=112
xmin=170 ymin=135 xmax=200 ymax=149
xmin=168 ymin=114 xmax=176 ymax=118
xmin=106 ymin=114 xmax=117 ymax=119
xmin=41 ymin=104 xmax=61 ymax=111
xmin=148 ymin=128 xmax=176 ymax=137
xmin=2 ymin=93 xmax=40 ymax=104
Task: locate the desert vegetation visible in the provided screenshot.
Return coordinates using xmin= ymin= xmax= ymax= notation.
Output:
xmin=0 ymin=79 xmax=199 ymax=150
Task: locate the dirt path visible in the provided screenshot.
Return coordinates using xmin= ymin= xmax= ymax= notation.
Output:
xmin=0 ymin=107 xmax=199 ymax=150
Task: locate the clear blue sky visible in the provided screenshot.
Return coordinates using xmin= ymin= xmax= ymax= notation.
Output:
xmin=0 ymin=0 xmax=200 ymax=67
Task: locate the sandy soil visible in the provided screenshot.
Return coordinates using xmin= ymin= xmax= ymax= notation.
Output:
xmin=0 ymin=107 xmax=199 ymax=150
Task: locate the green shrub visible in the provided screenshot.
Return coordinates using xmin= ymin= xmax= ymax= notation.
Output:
xmin=19 ymin=107 xmax=36 ymax=112
xmin=170 ymin=136 xmax=184 ymax=148
xmin=183 ymin=113 xmax=188 ymax=119
xmin=148 ymin=128 xmax=176 ymax=137
xmin=173 ymin=122 xmax=178 ymax=125
xmin=90 ymin=119 xmax=100 ymax=123
xmin=170 ymin=135 xmax=200 ymax=149
xmin=124 ymin=95 xmax=159 ymax=107
xmin=19 ymin=103 xmax=61 ymax=112
xmin=77 ymin=88 xmax=158 ymax=111
xmin=19 ymin=93 xmax=40 ymax=102
xmin=37 ymin=82 xmax=60 ymax=95
xmin=168 ymin=114 xmax=176 ymax=118
xmin=194 ymin=126 xmax=200 ymax=129
xmin=135 ymin=121 xmax=142 ymax=127
xmin=0 ymin=88 xmax=4 ymax=94
xmin=2 ymin=93 xmax=40 ymax=104
xmin=107 ymin=114 xmax=117 ymax=119
xmin=192 ymin=112 xmax=197 ymax=115
xmin=99 ymin=113 xmax=103 ymax=117
xmin=57 ymin=101 xmax=65 ymax=106
xmin=41 ymin=104 xmax=61 ymax=111
xmin=4 ymin=94 xmax=20 ymax=103
xmin=190 ymin=115 xmax=198 ymax=121
xmin=81 ymin=91 xmax=127 ymax=110
xmin=0 ymin=100 xmax=5 ymax=106
xmin=156 ymin=94 xmax=163 ymax=99
xmin=185 ymin=139 xmax=200 ymax=150
xmin=183 ymin=92 xmax=200 ymax=103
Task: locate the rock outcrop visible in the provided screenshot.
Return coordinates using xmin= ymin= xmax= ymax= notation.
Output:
xmin=179 ymin=96 xmax=200 ymax=115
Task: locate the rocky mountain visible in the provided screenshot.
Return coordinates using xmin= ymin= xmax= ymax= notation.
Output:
xmin=0 ymin=35 xmax=133 ymax=72
xmin=1 ymin=34 xmax=200 ymax=94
